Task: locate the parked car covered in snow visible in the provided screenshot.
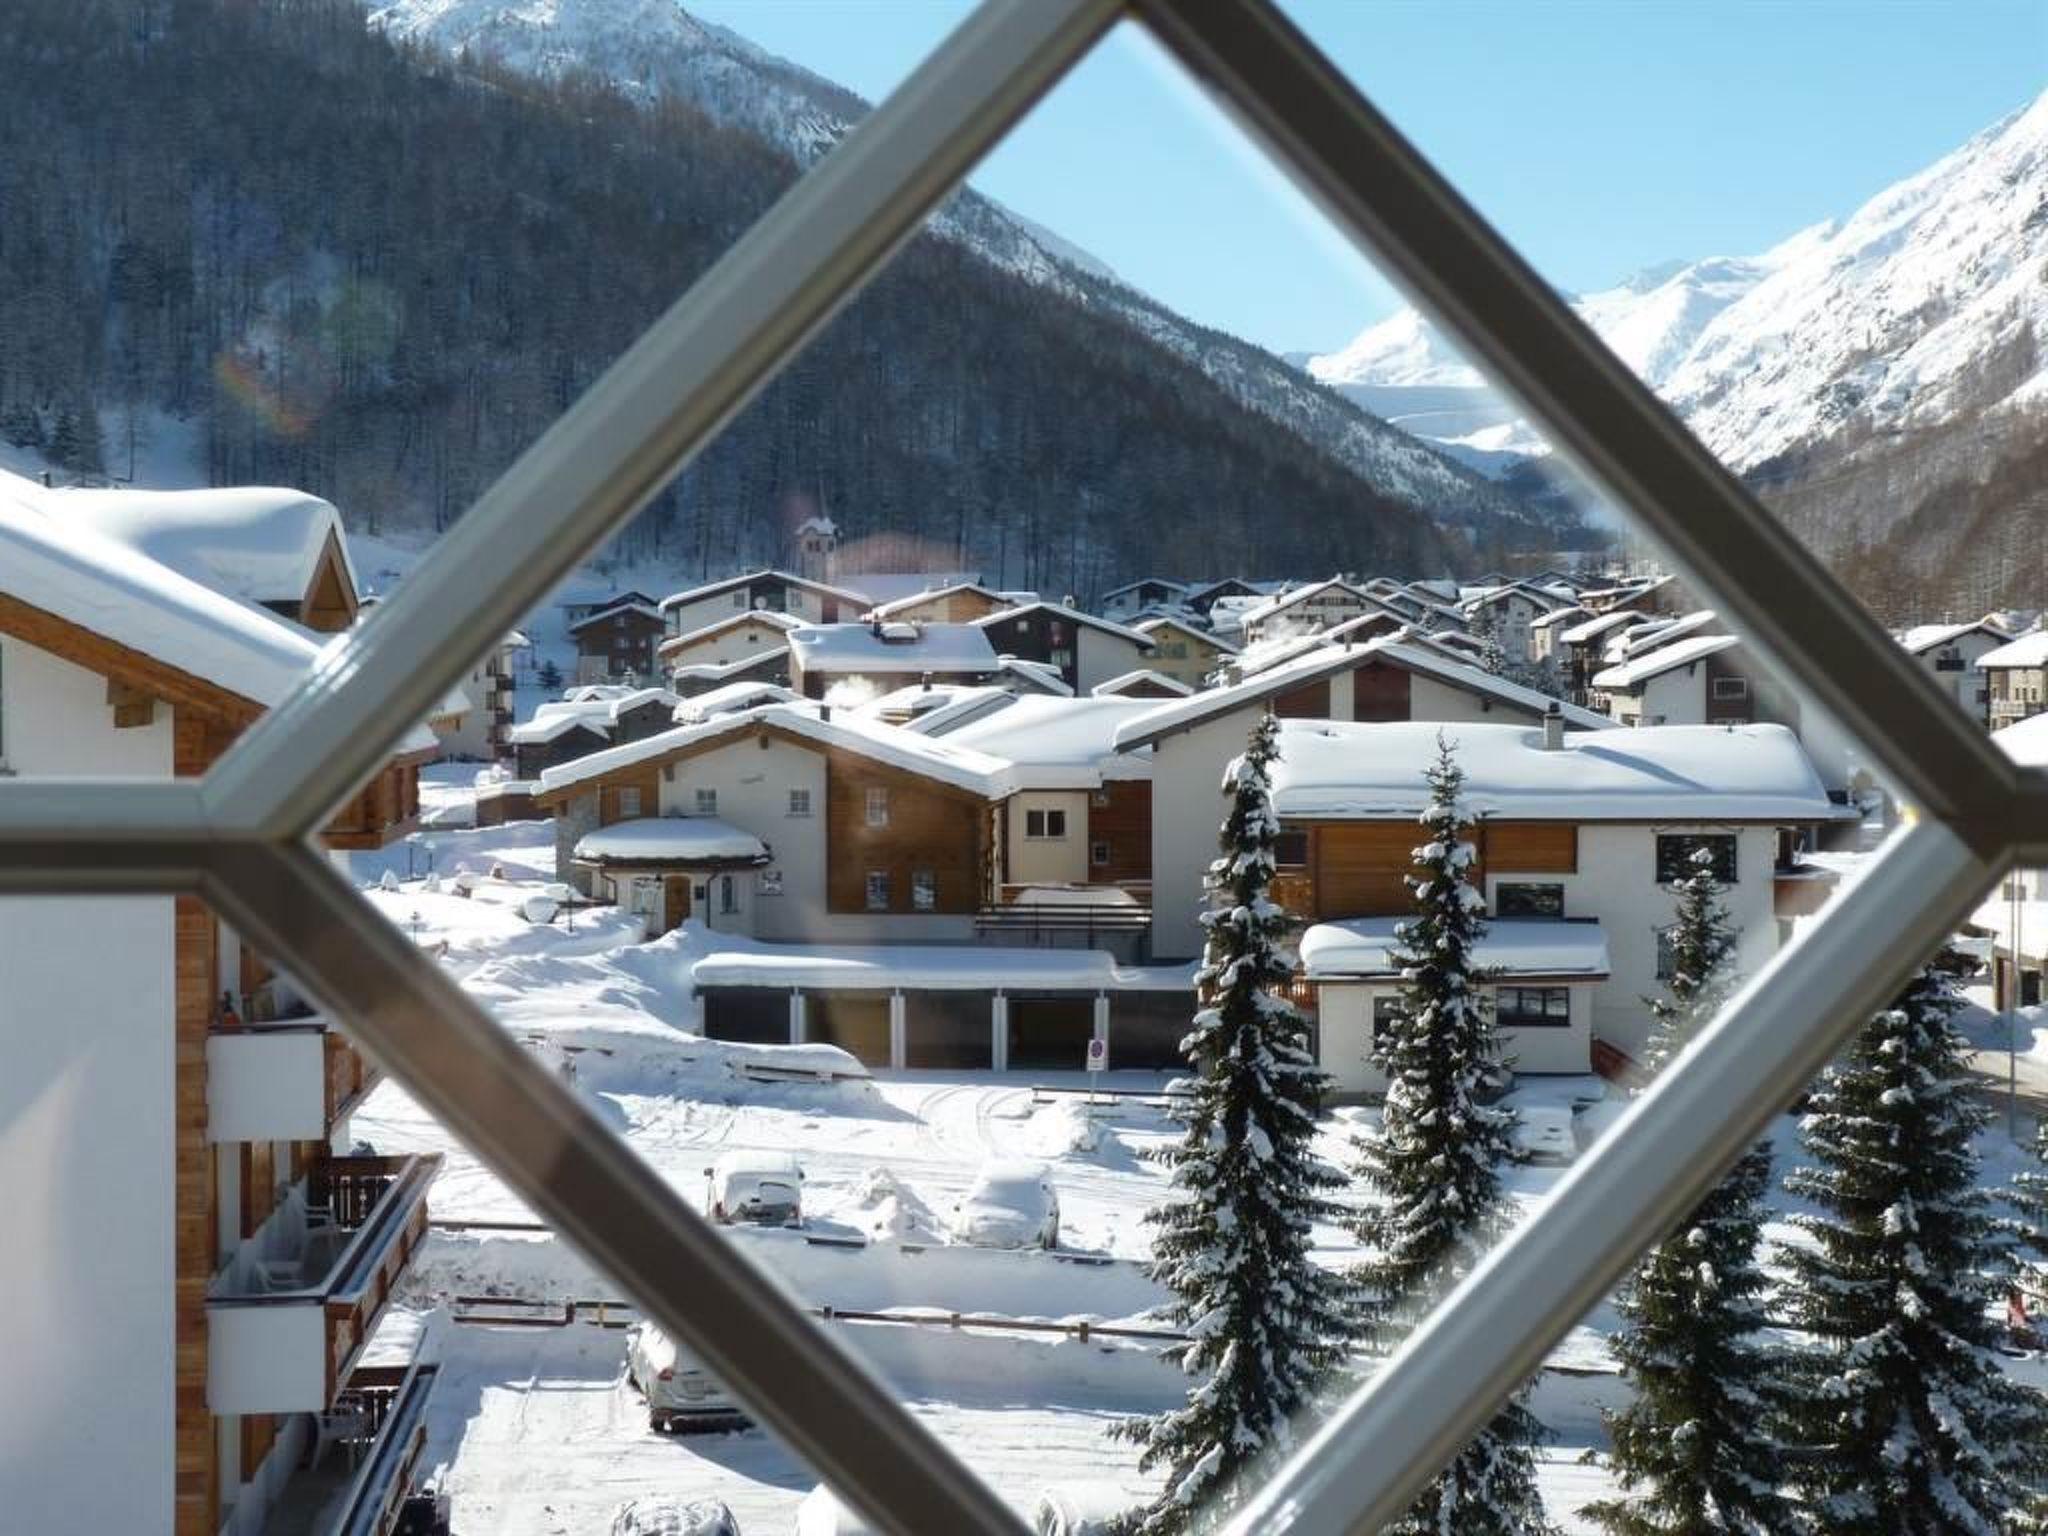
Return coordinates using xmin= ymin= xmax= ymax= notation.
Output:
xmin=1511 ymin=1104 xmax=1577 ymax=1164
xmin=625 ymin=1322 xmax=745 ymax=1431
xmin=610 ymin=1496 xmax=741 ymax=1535
xmin=949 ymin=1159 xmax=1060 ymax=1249
xmin=1031 ymin=1481 xmax=1132 ymax=1534
xmin=794 ymin=1486 xmax=877 ymax=1535
xmin=706 ymin=1151 xmax=804 ymax=1226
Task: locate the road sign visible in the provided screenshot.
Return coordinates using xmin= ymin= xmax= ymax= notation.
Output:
xmin=1085 ymin=1036 xmax=1108 ymax=1072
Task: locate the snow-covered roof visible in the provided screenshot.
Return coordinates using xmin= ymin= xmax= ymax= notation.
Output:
xmin=657 ymin=568 xmax=873 ymax=613
xmin=1896 ymin=620 xmax=2002 ymax=654
xmin=883 ymin=686 xmax=1020 ymax=736
xmin=1134 ymin=614 xmax=1236 ymax=652
xmin=605 ymin=687 xmax=682 ymax=721
xmin=1113 ymin=636 xmax=1612 ymax=750
xmin=973 ymin=600 xmax=1156 ymax=647
xmin=538 ymin=703 xmax=1013 ymax=799
xmin=673 ymin=681 xmax=802 ymax=723
xmin=1995 ymin=710 xmax=2048 ymax=766
xmin=668 ymin=649 xmax=788 ymax=686
xmin=1556 ymin=609 xmax=1651 ymax=647
xmin=1099 ymin=577 xmax=1189 ymax=602
xmin=659 ymin=608 xmax=801 ymax=654
xmin=691 ymin=935 xmax=1196 ymax=993
xmin=991 ymin=656 xmax=1072 ymax=696
xmin=0 ymin=469 xmax=328 ymax=709
xmin=1268 ymin=719 xmax=1837 ymax=822
xmin=573 ymin=816 xmax=769 ymax=866
xmin=505 ymin=706 xmax=612 ymax=745
xmin=941 ymin=696 xmax=1157 ymax=786
xmin=1091 ymin=668 xmax=1193 ymax=698
xmin=866 ymin=581 xmax=1009 ymax=619
xmin=788 ymin=621 xmax=1000 ymax=675
xmin=847 ymin=571 xmax=983 ymax=606
xmin=567 ymin=599 xmax=664 ymax=634
xmin=1236 ymin=577 xmax=1384 ymax=628
xmin=1235 ymin=612 xmax=1412 ymax=678
xmin=1607 ymin=610 xmax=1721 ymax=662
xmin=1528 ymin=604 xmax=1592 ymax=632
xmin=54 ymin=480 xmax=356 ymax=605
xmin=1300 ymin=918 xmax=1611 ymax=980
xmin=1463 ymin=580 xmax=1569 ymax=615
xmin=1591 ymin=633 xmax=1742 ymax=691
xmin=1979 ymin=630 xmax=2048 ymax=670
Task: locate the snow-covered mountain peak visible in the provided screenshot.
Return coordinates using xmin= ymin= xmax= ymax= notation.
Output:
xmin=1305 ymin=306 xmax=1480 ymax=391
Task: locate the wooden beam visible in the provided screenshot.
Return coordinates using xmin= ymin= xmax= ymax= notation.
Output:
xmin=106 ymin=678 xmax=158 ymax=729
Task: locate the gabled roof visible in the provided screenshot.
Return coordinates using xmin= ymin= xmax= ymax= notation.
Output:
xmin=995 ymin=656 xmax=1075 ymax=695
xmin=1134 ymin=614 xmax=1237 ymax=652
xmin=867 ymin=581 xmax=1011 ymax=618
xmin=1557 ymin=609 xmax=1651 ymax=647
xmin=1236 ymin=577 xmax=1387 ymax=629
xmin=537 ymin=703 xmax=1014 ymax=800
xmin=657 ymin=607 xmax=802 ymax=657
xmin=1267 ymin=719 xmax=1834 ymax=823
xmin=1463 ymin=580 xmax=1570 ymax=615
xmin=1235 ymin=611 xmax=1410 ymax=678
xmin=1091 ymin=668 xmax=1194 ymax=698
xmin=1591 ymin=633 xmax=1743 ymax=691
xmin=972 ymin=600 xmax=1156 ymax=647
xmin=567 ymin=599 xmax=665 ymax=634
xmin=1098 ymin=577 xmax=1189 ymax=603
xmin=1606 ymin=609 xmax=1721 ymax=662
xmin=1897 ymin=620 xmax=2009 ymax=654
xmin=56 ymin=481 xmax=358 ymax=607
xmin=1528 ymin=604 xmax=1592 ymax=632
xmin=788 ymin=621 xmax=1001 ymax=674
xmin=674 ymin=681 xmax=803 ymax=723
xmin=657 ymin=568 xmax=872 ymax=614
xmin=941 ymin=695 xmax=1157 ymax=786
xmin=559 ymin=587 xmax=656 ymax=610
xmin=1978 ymin=630 xmax=2048 ymax=670
xmin=1112 ymin=635 xmax=1613 ymax=751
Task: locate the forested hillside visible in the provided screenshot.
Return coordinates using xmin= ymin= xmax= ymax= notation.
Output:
xmin=0 ymin=0 xmax=1560 ymax=595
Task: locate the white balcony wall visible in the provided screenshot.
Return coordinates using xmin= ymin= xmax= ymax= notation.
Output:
xmin=207 ymin=1030 xmax=327 ymax=1142
xmin=207 ymin=1302 xmax=330 ymax=1414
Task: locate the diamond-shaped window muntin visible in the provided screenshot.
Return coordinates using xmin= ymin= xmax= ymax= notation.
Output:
xmin=3 ymin=2 xmax=2042 ymax=1532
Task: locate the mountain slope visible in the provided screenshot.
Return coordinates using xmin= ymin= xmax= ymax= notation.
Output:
xmin=369 ymin=0 xmax=1552 ymax=532
xmin=1307 ymin=90 xmax=2048 ymax=611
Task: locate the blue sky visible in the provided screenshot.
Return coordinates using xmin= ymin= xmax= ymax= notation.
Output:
xmin=691 ymin=0 xmax=2048 ymax=356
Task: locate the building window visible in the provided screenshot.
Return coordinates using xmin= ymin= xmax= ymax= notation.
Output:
xmin=1711 ymin=676 xmax=1749 ymax=700
xmin=1274 ymin=830 xmax=1310 ymax=867
xmin=788 ymin=788 xmax=811 ymax=817
xmin=865 ymin=870 xmax=890 ymax=911
xmin=911 ymin=870 xmax=937 ymax=911
xmin=1026 ymin=808 xmax=1068 ymax=839
xmin=1494 ymin=882 xmax=1564 ymax=919
xmin=617 ymin=787 xmax=641 ymax=819
xmin=695 ymin=788 xmax=718 ymax=815
xmin=720 ymin=875 xmax=738 ymax=914
xmin=1496 ymin=987 xmax=1571 ymax=1028
xmin=865 ymin=786 xmax=889 ymax=827
xmin=1656 ymin=833 xmax=1737 ymax=885
xmin=731 ymin=591 xmax=747 ymax=609
xmin=1091 ymin=841 xmax=1111 ymax=867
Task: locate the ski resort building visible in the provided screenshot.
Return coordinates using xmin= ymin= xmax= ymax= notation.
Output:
xmin=0 ymin=473 xmax=443 ymax=1536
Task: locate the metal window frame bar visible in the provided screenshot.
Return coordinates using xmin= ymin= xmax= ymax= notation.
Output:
xmin=0 ymin=0 xmax=2036 ymax=1532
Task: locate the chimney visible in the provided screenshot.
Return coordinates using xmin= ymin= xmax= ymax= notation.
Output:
xmin=1542 ymin=701 xmax=1564 ymax=752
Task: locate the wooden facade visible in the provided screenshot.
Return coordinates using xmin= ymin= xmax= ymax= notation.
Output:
xmin=826 ymin=750 xmax=989 ymax=915
xmin=1279 ymin=818 xmax=1578 ymax=921
xmin=1088 ymin=780 xmax=1152 ymax=885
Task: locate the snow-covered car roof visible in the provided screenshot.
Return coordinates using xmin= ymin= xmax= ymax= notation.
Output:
xmin=712 ymin=1150 xmax=803 ymax=1180
xmin=1268 ymin=719 xmax=1838 ymax=822
xmin=1300 ymin=918 xmax=1612 ymax=980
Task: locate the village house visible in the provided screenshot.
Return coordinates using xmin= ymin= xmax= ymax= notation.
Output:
xmin=1097 ymin=577 xmax=1189 ymax=623
xmin=787 ymin=619 xmax=1003 ymax=700
xmin=432 ymin=629 xmax=526 ymax=762
xmin=1461 ymin=580 xmax=1569 ymax=662
xmin=1235 ymin=577 xmax=1397 ymax=646
xmin=973 ymin=601 xmax=1156 ymax=694
xmin=568 ymin=596 xmax=668 ymax=685
xmin=1111 ymin=634 xmax=1615 ymax=959
xmin=656 ymin=608 xmax=800 ymax=681
xmin=506 ymin=687 xmax=683 ymax=779
xmin=658 ymin=569 xmax=872 ymax=640
xmin=1526 ymin=604 xmax=1591 ymax=664
xmin=1264 ymin=718 xmax=1843 ymax=1090
xmin=1896 ymin=619 xmax=2009 ymax=725
xmin=0 ymin=472 xmax=442 ymax=1536
xmin=1180 ymin=577 xmax=1265 ymax=619
xmin=1554 ymin=609 xmax=1654 ymax=702
xmin=867 ymin=581 xmax=1017 ymax=625
xmin=1978 ymin=628 xmax=2048 ymax=729
xmin=1132 ymin=614 xmax=1237 ymax=689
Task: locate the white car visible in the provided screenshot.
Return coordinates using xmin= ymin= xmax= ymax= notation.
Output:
xmin=706 ymin=1151 xmax=804 ymax=1226
xmin=793 ymin=1486 xmax=877 ymax=1535
xmin=610 ymin=1497 xmax=740 ymax=1536
xmin=950 ymin=1159 xmax=1060 ymax=1250
xmin=1031 ymin=1482 xmax=1133 ymax=1534
xmin=1511 ymin=1104 xmax=1577 ymax=1164
xmin=625 ymin=1322 xmax=744 ymax=1432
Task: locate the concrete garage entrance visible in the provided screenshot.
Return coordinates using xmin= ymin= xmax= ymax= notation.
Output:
xmin=903 ymin=992 xmax=993 ymax=1069
xmin=1106 ymin=991 xmax=1194 ymax=1070
xmin=1005 ymin=994 xmax=1097 ymax=1072
xmin=701 ymin=986 xmax=790 ymax=1046
xmin=805 ymin=991 xmax=892 ymax=1066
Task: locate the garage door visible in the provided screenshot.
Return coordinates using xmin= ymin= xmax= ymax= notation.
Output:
xmin=903 ymin=992 xmax=992 ymax=1069
xmin=806 ymin=991 xmax=892 ymax=1066
xmin=1005 ymin=994 xmax=1097 ymax=1072
xmin=1108 ymin=991 xmax=1195 ymax=1071
xmin=701 ymin=987 xmax=788 ymax=1046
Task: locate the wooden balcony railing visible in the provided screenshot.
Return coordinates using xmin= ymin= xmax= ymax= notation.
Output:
xmin=324 ymin=1031 xmax=380 ymax=1127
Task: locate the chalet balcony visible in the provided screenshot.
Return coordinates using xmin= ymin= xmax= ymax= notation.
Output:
xmin=265 ymin=1358 xmax=445 ymax=1536
xmin=208 ymin=1155 xmax=441 ymax=1416
xmin=207 ymin=1012 xmax=380 ymax=1144
xmin=976 ymin=883 xmax=1151 ymax=960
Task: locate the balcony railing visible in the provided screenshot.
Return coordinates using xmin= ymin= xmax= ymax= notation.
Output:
xmin=208 ymin=1155 xmax=441 ymax=1414
xmin=264 ymin=1358 xmax=443 ymax=1536
xmin=975 ymin=892 xmax=1152 ymax=948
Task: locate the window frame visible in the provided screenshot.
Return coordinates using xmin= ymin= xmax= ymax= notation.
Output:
xmin=1493 ymin=881 xmax=1564 ymax=919
xmin=787 ymin=787 xmax=812 ymax=817
xmin=863 ymin=869 xmax=890 ymax=912
xmin=695 ymin=787 xmax=718 ymax=816
xmin=1495 ymin=985 xmax=1571 ymax=1029
xmin=864 ymin=785 xmax=889 ymax=828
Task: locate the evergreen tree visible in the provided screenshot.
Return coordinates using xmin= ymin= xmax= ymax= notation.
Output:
xmin=1783 ymin=958 xmax=2048 ymax=1533
xmin=1584 ymin=849 xmax=1794 ymax=1535
xmin=1113 ymin=714 xmax=1354 ymax=1534
xmin=2011 ymin=1118 xmax=2048 ymax=1291
xmin=1351 ymin=734 xmax=1556 ymax=1536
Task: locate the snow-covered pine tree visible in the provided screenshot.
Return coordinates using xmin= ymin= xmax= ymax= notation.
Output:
xmin=1783 ymin=957 xmax=2048 ymax=1533
xmin=1113 ymin=712 xmax=1354 ymax=1534
xmin=1584 ymin=847 xmax=1794 ymax=1535
xmin=1351 ymin=733 xmax=1556 ymax=1536
xmin=2012 ymin=1116 xmax=2048 ymax=1290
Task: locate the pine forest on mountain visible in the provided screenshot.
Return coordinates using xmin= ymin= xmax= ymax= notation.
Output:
xmin=0 ymin=0 xmax=1588 ymax=600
